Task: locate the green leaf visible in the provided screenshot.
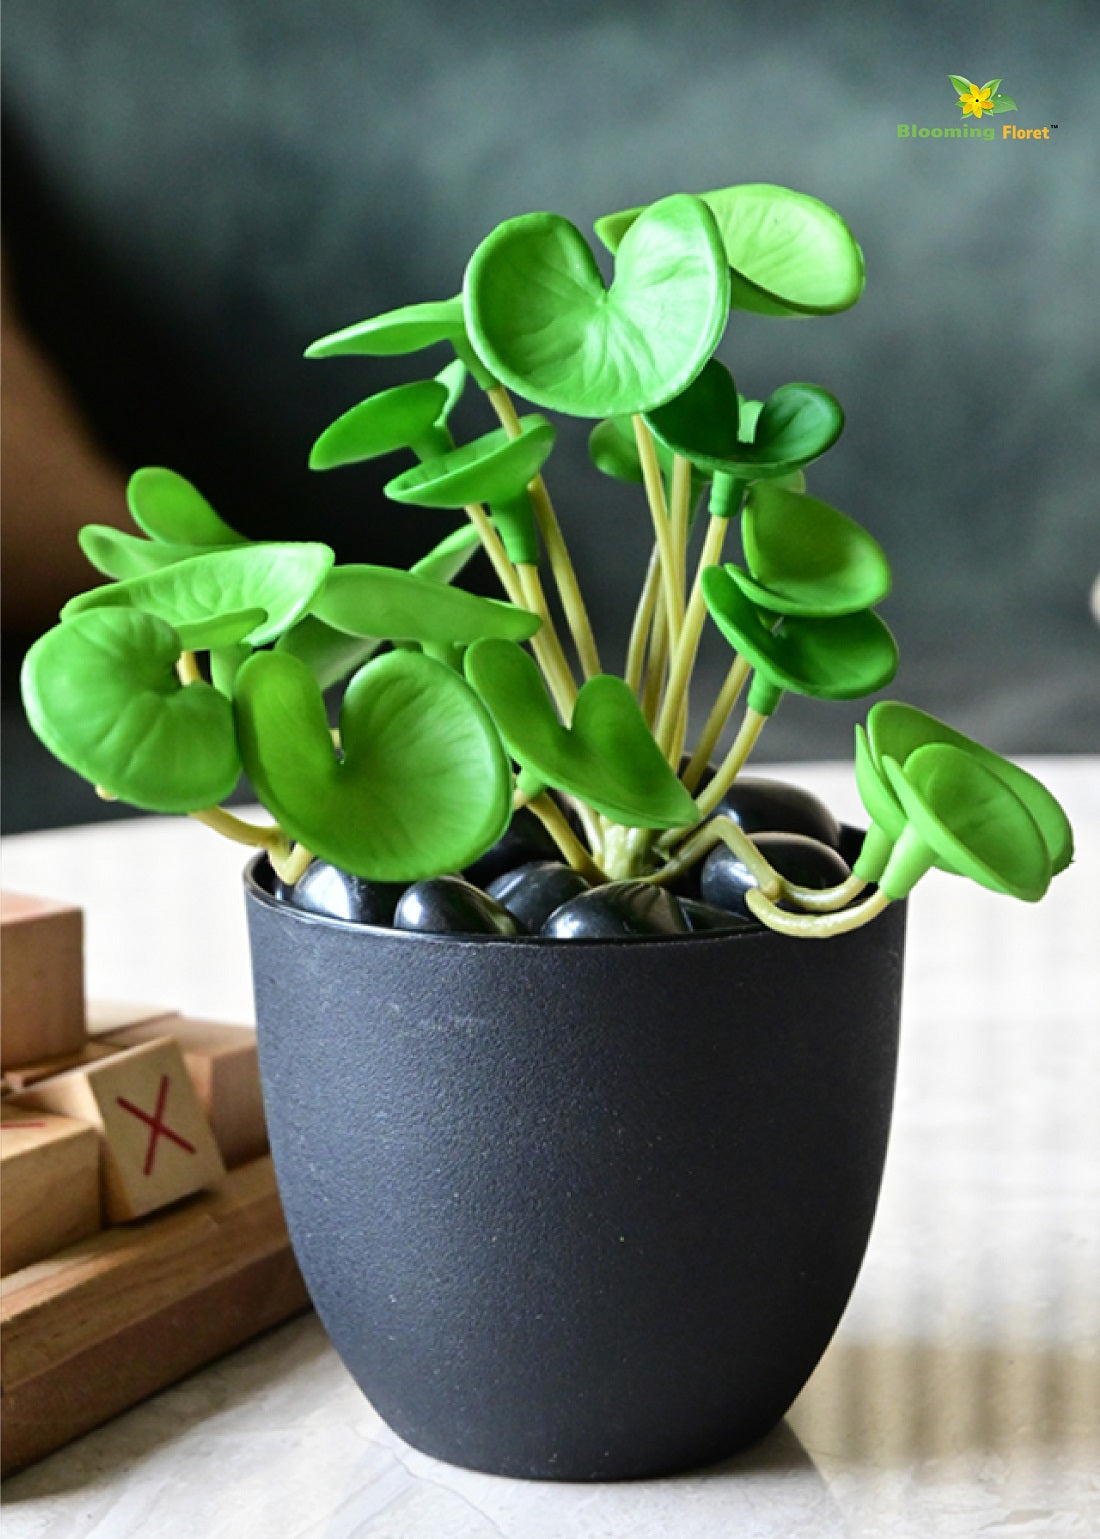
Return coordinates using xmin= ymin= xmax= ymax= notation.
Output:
xmin=588 ymin=418 xmax=646 ymax=484
xmin=989 ymin=94 xmax=1017 ymax=112
xmin=879 ymin=745 xmax=1051 ymax=902
xmin=598 ymin=184 xmax=865 ymax=318
xmin=275 ymin=615 xmax=381 ymax=692
xmin=79 ymin=526 xmax=208 ymax=581
xmin=643 ymin=359 xmax=742 ymax=471
xmin=646 ymin=371 xmax=843 ymax=479
xmin=948 ymin=74 xmax=975 ymax=97
xmin=384 ymin=416 xmax=556 ymax=509
xmin=126 ymin=468 xmax=247 ymax=547
xmin=20 ymin=609 xmax=240 ymax=812
xmin=234 ymin=649 xmax=513 ymax=880
xmin=465 ymin=639 xmax=699 ymax=829
xmin=304 ymin=297 xmax=467 ymax=359
xmin=463 ymin=195 xmax=730 ymax=417
xmin=308 ymin=379 xmax=451 ymax=470
xmin=732 ymin=383 xmax=844 ymax=475
xmin=174 ymin=608 xmax=268 ymax=652
xmin=434 ymin=358 xmax=468 ymax=422
xmin=862 ymin=701 xmax=1073 ymax=875
xmin=725 ymin=484 xmax=891 ymax=618
xmin=981 ymin=79 xmax=1002 ymax=97
xmin=62 ymin=543 xmax=335 ymax=648
xmin=311 ymin=564 xmax=540 ymax=647
xmin=409 ymin=523 xmax=482 ymax=585
xmin=701 ymin=566 xmax=898 ymax=716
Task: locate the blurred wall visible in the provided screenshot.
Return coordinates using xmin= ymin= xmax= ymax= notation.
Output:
xmin=3 ymin=0 xmax=1097 ymax=829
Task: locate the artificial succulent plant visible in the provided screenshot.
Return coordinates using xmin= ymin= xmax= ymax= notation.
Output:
xmin=21 ymin=182 xmax=1073 ymax=937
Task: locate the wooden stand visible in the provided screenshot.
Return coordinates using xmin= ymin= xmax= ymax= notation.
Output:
xmin=1 ymin=1157 xmax=309 ymax=1476
xmin=0 ymin=887 xmax=312 ymax=1475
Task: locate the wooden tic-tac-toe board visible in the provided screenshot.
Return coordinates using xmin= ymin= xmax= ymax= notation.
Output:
xmin=0 ymin=891 xmax=311 ymax=1476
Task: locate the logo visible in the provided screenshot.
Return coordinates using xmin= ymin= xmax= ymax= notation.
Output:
xmin=898 ymin=74 xmax=1056 ymax=142
xmin=948 ymin=75 xmax=1016 ymax=119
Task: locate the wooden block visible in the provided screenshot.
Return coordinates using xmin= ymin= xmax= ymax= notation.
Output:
xmin=1 ymin=892 xmax=86 ymax=1071
xmin=1 ymin=1104 xmax=101 ymax=1276
xmin=85 ymin=1000 xmax=179 ymax=1039
xmin=105 ymin=1017 xmax=268 ymax=1169
xmin=1 ymin=1156 xmax=311 ymax=1476
xmin=1 ymin=1040 xmax=116 ymax=1095
xmin=15 ymin=1039 xmax=226 ymax=1221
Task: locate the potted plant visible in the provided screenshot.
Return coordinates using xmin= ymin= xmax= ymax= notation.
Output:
xmin=20 ymin=183 xmax=1073 ymax=1481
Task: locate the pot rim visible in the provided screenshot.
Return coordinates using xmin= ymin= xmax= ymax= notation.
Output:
xmin=243 ymin=839 xmax=873 ymax=953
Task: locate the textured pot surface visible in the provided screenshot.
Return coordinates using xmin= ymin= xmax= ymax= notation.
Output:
xmin=245 ymin=856 xmax=906 ymax=1481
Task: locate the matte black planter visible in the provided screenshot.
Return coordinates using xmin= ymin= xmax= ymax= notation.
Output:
xmin=244 ymin=855 xmax=906 ymax=1481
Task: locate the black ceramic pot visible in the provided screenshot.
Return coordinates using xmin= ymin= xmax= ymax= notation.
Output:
xmin=244 ymin=854 xmax=906 ymax=1481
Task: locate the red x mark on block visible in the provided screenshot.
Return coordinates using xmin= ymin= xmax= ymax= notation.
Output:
xmin=116 ymin=1073 xmax=196 ymax=1175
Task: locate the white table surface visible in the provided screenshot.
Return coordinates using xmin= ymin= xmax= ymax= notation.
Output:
xmin=2 ymin=758 xmax=1097 ymax=1539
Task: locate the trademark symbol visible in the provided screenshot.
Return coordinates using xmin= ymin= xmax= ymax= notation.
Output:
xmin=1050 ymin=123 xmax=1058 ymax=129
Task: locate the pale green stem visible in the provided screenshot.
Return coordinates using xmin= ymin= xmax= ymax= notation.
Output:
xmin=517 ymin=562 xmax=579 ymax=721
xmin=694 ymin=706 xmax=770 ymax=821
xmin=654 ymin=512 xmax=729 ymax=760
xmin=274 ymin=842 xmax=315 ymax=886
xmin=463 ymin=500 xmax=525 ymax=606
xmin=625 ymin=548 xmax=661 ymax=698
xmin=641 ymin=598 xmax=670 ymax=728
xmin=668 ymin=454 xmax=693 ymax=602
xmin=488 ymin=385 xmax=601 ymax=680
xmin=632 ymin=415 xmax=683 ymax=651
xmin=650 ymin=814 xmax=784 ymax=901
xmin=527 ymin=794 xmax=604 ymax=881
xmin=781 ymin=872 xmax=870 ymax=913
xmin=176 ymin=651 xmax=202 ymax=686
xmin=187 ymin=806 xmax=317 ymax=886
xmin=464 ymin=501 xmax=574 ymax=720
xmin=680 ymin=653 xmax=753 ymax=795
xmin=745 ymin=884 xmax=892 ymax=938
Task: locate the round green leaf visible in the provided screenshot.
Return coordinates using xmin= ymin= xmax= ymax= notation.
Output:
xmin=646 ymin=369 xmax=840 ymax=484
xmin=598 ymin=185 xmax=865 ymax=317
xmin=234 ymin=649 xmax=513 ymax=881
xmin=728 ymin=383 xmax=844 ymax=476
xmin=304 ymin=297 xmax=467 ymax=359
xmin=880 ymin=745 xmax=1052 ymax=902
xmin=702 ymin=566 xmax=898 ymax=715
xmin=20 ymin=609 xmax=240 ymax=812
xmin=62 ymin=543 xmax=335 ymax=647
xmin=465 ymin=639 xmax=699 ymax=829
xmin=126 ymin=468 xmax=247 ymax=547
xmin=311 ymin=564 xmax=540 ymax=647
xmin=643 ymin=359 xmax=742 ymax=470
xmin=864 ymin=701 xmax=1073 ymax=875
xmin=308 ymin=380 xmax=451 ymax=470
xmin=463 ymin=195 xmax=730 ymax=417
xmin=275 ymin=614 xmax=381 ymax=692
xmin=79 ymin=526 xmax=209 ymax=581
xmin=384 ymin=416 xmax=556 ymax=510
xmin=725 ymin=485 xmax=891 ymax=617
xmin=588 ymin=418 xmax=645 ymax=484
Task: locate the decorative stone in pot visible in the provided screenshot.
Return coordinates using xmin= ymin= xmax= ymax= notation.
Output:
xmin=244 ymin=853 xmax=907 ymax=1482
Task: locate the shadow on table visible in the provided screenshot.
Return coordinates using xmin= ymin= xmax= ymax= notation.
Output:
xmin=789 ymin=1334 xmax=1097 ymax=1468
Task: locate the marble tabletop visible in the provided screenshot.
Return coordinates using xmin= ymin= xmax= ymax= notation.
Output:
xmin=2 ymin=758 xmax=1097 ymax=1538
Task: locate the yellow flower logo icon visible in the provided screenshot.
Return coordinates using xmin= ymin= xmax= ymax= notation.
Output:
xmin=959 ymin=83 xmax=994 ymax=118
xmin=949 ymin=75 xmax=1017 ymax=119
